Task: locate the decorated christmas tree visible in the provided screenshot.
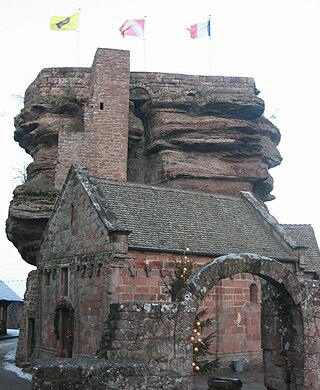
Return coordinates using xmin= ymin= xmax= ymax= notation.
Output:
xmin=164 ymin=247 xmax=219 ymax=373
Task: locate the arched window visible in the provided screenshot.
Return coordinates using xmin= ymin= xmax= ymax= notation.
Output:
xmin=250 ymin=283 xmax=259 ymax=303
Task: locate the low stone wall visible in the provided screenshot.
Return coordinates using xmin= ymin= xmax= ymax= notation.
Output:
xmin=32 ymin=358 xmax=192 ymax=390
xmin=98 ymin=301 xmax=194 ymax=376
xmin=32 ymin=300 xmax=195 ymax=389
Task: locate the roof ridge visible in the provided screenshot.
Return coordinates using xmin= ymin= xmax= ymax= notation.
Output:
xmin=93 ymin=176 xmax=241 ymax=201
xmin=240 ymin=191 xmax=300 ymax=250
xmin=282 ymin=223 xmax=312 ymax=227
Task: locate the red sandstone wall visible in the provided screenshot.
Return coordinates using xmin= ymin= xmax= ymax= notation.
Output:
xmin=37 ymin=174 xmax=114 ymax=358
xmin=24 ymin=67 xmax=91 ymax=103
xmin=55 ymin=48 xmax=130 ymax=188
xmin=109 ymin=250 xmax=262 ymax=365
xmin=130 ymin=72 xmax=257 ymax=95
xmin=37 ymin=262 xmax=108 ymax=358
xmin=40 ymin=173 xmax=110 ymax=260
xmin=209 ymin=276 xmax=262 ymax=365
xmin=16 ymin=270 xmax=38 ymax=364
xmin=37 ymin=239 xmax=262 ymax=363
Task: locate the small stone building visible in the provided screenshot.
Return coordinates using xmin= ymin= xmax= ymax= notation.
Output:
xmin=0 ymin=280 xmax=23 ymax=335
xmin=30 ymin=164 xmax=319 ymax=364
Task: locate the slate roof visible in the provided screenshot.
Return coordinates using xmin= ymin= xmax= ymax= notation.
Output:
xmin=92 ymin=176 xmax=301 ymax=263
xmin=281 ymin=224 xmax=320 ymax=272
xmin=0 ymin=280 xmax=23 ymax=302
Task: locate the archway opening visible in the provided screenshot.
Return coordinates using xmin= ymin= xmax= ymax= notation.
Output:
xmin=177 ymin=253 xmax=304 ymax=389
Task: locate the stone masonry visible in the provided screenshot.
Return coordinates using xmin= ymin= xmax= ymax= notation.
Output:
xmin=31 ymin=254 xmax=320 ymax=389
xmin=6 ymin=48 xmax=320 ymax=390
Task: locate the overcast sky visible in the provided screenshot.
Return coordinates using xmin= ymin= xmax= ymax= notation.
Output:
xmin=1 ymin=0 xmax=319 ymax=297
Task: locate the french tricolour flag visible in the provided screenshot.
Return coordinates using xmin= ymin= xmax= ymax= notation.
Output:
xmin=187 ymin=20 xmax=211 ymax=39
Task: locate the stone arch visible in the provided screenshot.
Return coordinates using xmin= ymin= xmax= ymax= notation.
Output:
xmin=129 ymin=86 xmax=150 ymax=101
xmin=183 ymin=253 xmax=302 ymax=305
xmin=176 ymin=253 xmax=305 ymax=389
xmin=129 ymin=87 xmax=150 ymax=113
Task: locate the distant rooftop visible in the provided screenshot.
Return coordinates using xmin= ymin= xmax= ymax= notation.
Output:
xmin=0 ymin=280 xmax=23 ymax=302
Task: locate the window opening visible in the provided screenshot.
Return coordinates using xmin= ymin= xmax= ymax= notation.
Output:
xmin=44 ymin=272 xmax=50 ymax=286
xmin=250 ymin=283 xmax=259 ymax=303
xmin=61 ymin=267 xmax=69 ymax=296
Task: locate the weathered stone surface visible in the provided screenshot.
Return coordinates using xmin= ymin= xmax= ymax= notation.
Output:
xmin=98 ymin=301 xmax=186 ymax=369
xmin=6 ymin=49 xmax=281 ymax=267
xmin=6 ymin=181 xmax=58 ymax=264
xmin=7 ymin=95 xmax=84 ymax=265
xmin=32 ymin=358 xmax=193 ymax=390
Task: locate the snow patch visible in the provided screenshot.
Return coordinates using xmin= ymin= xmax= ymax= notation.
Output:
xmin=3 ymin=338 xmax=32 ymax=381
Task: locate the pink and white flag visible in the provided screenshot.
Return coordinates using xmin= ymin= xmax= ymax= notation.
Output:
xmin=119 ymin=19 xmax=145 ymax=37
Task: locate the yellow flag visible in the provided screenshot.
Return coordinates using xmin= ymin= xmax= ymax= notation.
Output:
xmin=50 ymin=13 xmax=79 ymax=31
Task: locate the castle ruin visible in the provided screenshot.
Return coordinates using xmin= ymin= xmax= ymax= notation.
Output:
xmin=6 ymin=48 xmax=320 ymax=390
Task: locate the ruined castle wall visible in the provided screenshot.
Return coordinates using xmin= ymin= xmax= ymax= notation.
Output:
xmin=55 ymin=48 xmax=130 ymax=188
xmin=24 ymin=67 xmax=91 ymax=104
xmin=23 ymin=50 xmax=131 ymax=190
xmin=130 ymin=72 xmax=257 ymax=95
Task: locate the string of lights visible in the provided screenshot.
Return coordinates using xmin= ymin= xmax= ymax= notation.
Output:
xmin=1 ymin=279 xmax=26 ymax=283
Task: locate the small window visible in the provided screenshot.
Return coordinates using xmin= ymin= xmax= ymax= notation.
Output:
xmin=70 ymin=205 xmax=75 ymax=235
xmin=99 ymin=102 xmax=104 ymax=110
xmin=250 ymin=283 xmax=259 ymax=303
xmin=44 ymin=272 xmax=50 ymax=286
xmin=61 ymin=267 xmax=69 ymax=296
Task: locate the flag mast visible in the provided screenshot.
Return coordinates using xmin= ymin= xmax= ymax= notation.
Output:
xmin=143 ymin=15 xmax=147 ymax=71
xmin=208 ymin=14 xmax=212 ymax=74
xmin=76 ymin=8 xmax=81 ymax=65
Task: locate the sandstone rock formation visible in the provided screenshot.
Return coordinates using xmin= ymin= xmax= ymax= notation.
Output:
xmin=6 ymin=57 xmax=281 ymax=266
xmin=128 ymin=83 xmax=281 ymax=198
xmin=7 ymin=94 xmax=85 ymax=263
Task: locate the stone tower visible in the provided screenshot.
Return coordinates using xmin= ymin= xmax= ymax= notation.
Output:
xmin=56 ymin=48 xmax=130 ymax=187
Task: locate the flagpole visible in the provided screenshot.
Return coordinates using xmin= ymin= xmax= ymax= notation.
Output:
xmin=143 ymin=15 xmax=147 ymax=71
xmin=76 ymin=8 xmax=81 ymax=65
xmin=208 ymin=14 xmax=212 ymax=74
